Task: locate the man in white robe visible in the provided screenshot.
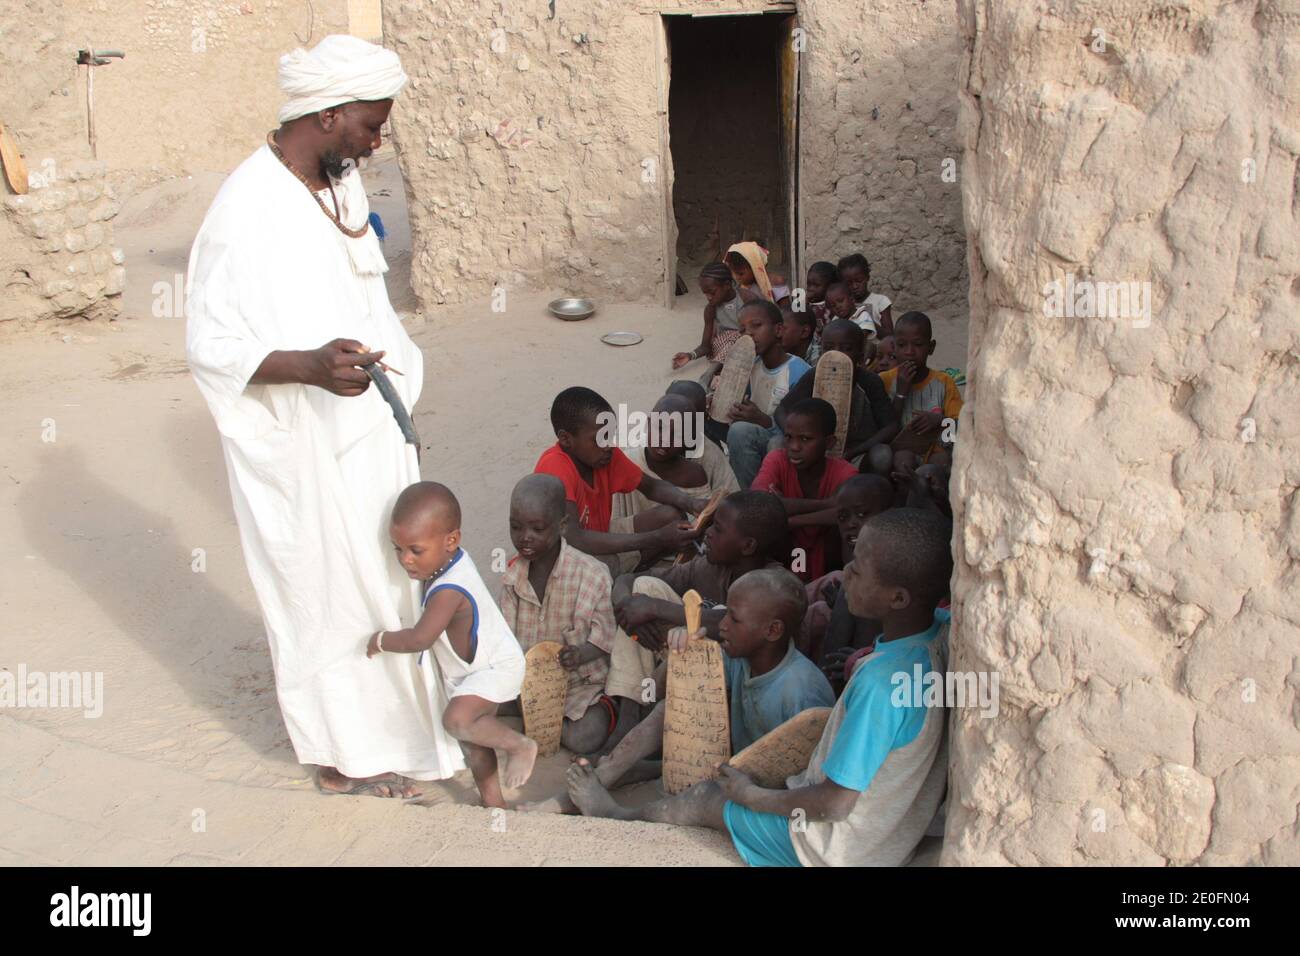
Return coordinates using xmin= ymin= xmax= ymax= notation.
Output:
xmin=186 ymin=35 xmax=465 ymax=796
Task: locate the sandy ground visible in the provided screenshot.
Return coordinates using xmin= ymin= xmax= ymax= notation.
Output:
xmin=0 ymin=151 xmax=955 ymax=866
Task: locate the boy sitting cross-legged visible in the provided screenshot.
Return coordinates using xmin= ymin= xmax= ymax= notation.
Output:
xmin=498 ymin=474 xmax=621 ymax=755
xmin=879 ymin=311 xmax=962 ymax=492
xmin=535 ymin=386 xmax=708 ymax=575
xmin=773 ymin=319 xmax=899 ymax=477
xmin=524 ymin=565 xmax=833 ymax=814
xmin=706 ymin=300 xmax=812 ymax=490
xmin=599 ymin=490 xmax=790 ymax=754
xmin=610 ymin=391 xmax=739 ymax=569
xmin=517 ymin=489 xmax=791 ymax=816
xmin=808 ymin=475 xmax=894 ymax=682
xmin=753 ymin=397 xmax=859 ymax=583
xmin=565 ymin=507 xmax=954 ymax=868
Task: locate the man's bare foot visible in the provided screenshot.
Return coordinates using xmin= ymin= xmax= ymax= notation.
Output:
xmin=500 ymin=736 xmax=539 ymax=789
xmin=516 ymin=793 xmax=578 ymax=814
xmin=315 ymin=766 xmax=417 ymax=798
xmin=566 ymin=759 xmax=636 ymax=820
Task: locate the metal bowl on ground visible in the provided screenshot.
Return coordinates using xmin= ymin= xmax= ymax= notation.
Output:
xmin=548 ymin=297 xmax=596 ymax=321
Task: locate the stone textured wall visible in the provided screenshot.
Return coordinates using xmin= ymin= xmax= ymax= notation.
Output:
xmin=946 ymin=0 xmax=1299 ymax=865
xmin=797 ymin=0 xmax=966 ymax=323
xmin=2 ymin=161 xmax=124 ymax=322
xmin=2 ymin=0 xmax=85 ymax=155
xmin=388 ymin=0 xmax=966 ymax=316
xmin=347 ymin=0 xmax=384 ymax=41
xmin=2 ymin=0 xmax=368 ymax=323
xmin=1 ymin=0 xmax=123 ymax=322
xmin=384 ymin=0 xmax=670 ymax=305
xmin=69 ymin=0 xmax=349 ymax=189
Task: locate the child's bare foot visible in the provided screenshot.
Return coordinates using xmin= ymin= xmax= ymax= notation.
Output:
xmin=566 ymin=759 xmax=636 ymax=820
xmin=500 ymin=736 xmax=539 ymax=789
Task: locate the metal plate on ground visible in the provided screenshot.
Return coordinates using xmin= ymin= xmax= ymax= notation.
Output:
xmin=601 ymin=331 xmax=643 ymax=347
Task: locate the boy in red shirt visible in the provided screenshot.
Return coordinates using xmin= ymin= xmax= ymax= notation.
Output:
xmin=752 ymin=397 xmax=858 ymax=582
xmin=535 ymin=386 xmax=707 ymax=573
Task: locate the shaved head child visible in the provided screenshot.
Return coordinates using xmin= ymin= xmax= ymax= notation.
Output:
xmin=774 ymin=319 xmax=900 ymax=476
xmin=612 ymin=393 xmax=740 ymax=554
xmin=498 ymin=474 xmax=621 ymax=755
xmin=520 ymin=492 xmax=800 ymax=812
xmin=535 ymin=386 xmax=708 ymax=573
xmin=878 ymin=311 xmax=962 ymax=488
xmin=673 ymin=261 xmax=745 ymax=373
xmin=547 ymin=566 xmax=833 ymax=815
xmin=804 ymin=260 xmax=840 ymax=341
xmin=836 ymin=252 xmax=893 ymax=337
xmin=369 ymin=481 xmax=532 ymax=808
xmin=709 ymin=300 xmax=812 ymax=490
xmin=708 ymin=568 xmax=836 ymax=749
xmin=752 ymin=397 xmax=859 ymax=582
xmin=566 ymin=507 xmax=953 ymax=868
xmin=814 ymin=475 xmax=895 ymax=680
xmin=666 ymin=379 xmax=708 ymax=414
xmin=666 ymin=379 xmax=724 ymax=453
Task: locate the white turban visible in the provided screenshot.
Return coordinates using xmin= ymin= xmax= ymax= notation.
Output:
xmin=277 ymin=34 xmax=408 ymax=124
xmin=275 ymin=35 xmax=406 ymax=277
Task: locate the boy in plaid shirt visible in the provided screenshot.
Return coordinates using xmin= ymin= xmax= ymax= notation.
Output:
xmin=499 ymin=474 xmax=620 ymax=755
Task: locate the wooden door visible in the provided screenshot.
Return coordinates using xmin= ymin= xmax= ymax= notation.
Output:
xmin=655 ymin=16 xmax=677 ymax=308
xmin=777 ymin=14 xmax=802 ymax=282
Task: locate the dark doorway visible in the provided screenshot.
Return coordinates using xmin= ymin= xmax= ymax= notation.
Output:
xmin=666 ymin=12 xmax=799 ymax=280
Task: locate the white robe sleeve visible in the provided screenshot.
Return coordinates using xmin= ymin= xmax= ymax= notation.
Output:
xmin=185 ymin=207 xmax=279 ymax=440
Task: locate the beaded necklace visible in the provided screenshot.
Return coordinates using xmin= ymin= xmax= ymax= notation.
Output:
xmin=266 ymin=131 xmax=369 ymax=239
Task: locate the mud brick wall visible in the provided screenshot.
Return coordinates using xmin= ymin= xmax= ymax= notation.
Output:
xmin=797 ymin=0 xmax=967 ymax=325
xmin=384 ymin=0 xmax=667 ymax=305
xmin=945 ymin=0 xmax=1299 ymax=865
xmin=386 ymin=0 xmax=966 ymax=318
xmin=72 ymin=0 xmax=350 ymax=188
xmin=2 ymin=160 xmax=125 ymax=322
xmin=1 ymin=0 xmax=124 ymax=322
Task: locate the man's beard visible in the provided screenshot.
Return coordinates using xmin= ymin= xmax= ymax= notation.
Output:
xmin=321 ymin=149 xmax=350 ymax=180
xmin=320 ymin=149 xmax=370 ymax=180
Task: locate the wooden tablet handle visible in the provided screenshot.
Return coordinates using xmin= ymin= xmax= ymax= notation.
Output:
xmin=683 ymin=589 xmax=702 ymax=639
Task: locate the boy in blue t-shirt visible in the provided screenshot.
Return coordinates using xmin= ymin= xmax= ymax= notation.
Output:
xmin=555 ymin=568 xmax=833 ymax=809
xmin=709 ymin=300 xmax=811 ymax=489
xmin=564 ymin=508 xmax=952 ymax=866
xmin=713 ymin=568 xmax=836 ymax=751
